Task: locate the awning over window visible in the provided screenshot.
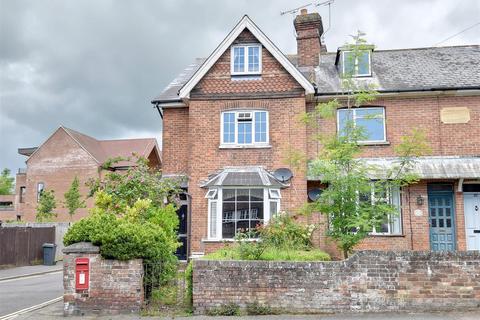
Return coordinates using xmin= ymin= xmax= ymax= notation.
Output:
xmin=201 ymin=166 xmax=288 ymax=188
xmin=308 ymin=156 xmax=480 ymax=180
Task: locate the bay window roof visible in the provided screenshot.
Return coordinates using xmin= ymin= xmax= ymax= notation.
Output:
xmin=201 ymin=166 xmax=288 ymax=188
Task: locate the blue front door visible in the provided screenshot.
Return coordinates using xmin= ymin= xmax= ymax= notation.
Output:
xmin=428 ymin=186 xmax=456 ymax=251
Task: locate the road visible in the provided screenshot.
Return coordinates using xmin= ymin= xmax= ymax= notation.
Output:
xmin=0 ymin=271 xmax=63 ymax=317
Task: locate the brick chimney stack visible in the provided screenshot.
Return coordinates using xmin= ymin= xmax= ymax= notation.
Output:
xmin=294 ymin=9 xmax=326 ymax=67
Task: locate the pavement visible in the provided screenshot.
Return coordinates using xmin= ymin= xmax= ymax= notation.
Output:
xmin=0 ymin=266 xmax=63 ymax=319
xmin=10 ymin=301 xmax=480 ymax=320
xmin=0 ymin=264 xmax=62 ymax=281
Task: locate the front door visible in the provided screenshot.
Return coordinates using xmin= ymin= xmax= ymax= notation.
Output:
xmin=428 ymin=185 xmax=456 ymax=251
xmin=464 ymin=193 xmax=480 ymax=251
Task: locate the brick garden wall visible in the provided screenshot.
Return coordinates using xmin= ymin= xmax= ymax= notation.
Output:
xmin=193 ymin=251 xmax=480 ymax=314
xmin=63 ymin=243 xmax=143 ymax=315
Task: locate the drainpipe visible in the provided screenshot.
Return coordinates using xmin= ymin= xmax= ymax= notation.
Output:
xmin=458 ymin=178 xmax=464 ymax=192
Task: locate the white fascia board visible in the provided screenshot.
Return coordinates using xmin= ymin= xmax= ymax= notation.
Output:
xmin=178 ymin=15 xmax=314 ymax=99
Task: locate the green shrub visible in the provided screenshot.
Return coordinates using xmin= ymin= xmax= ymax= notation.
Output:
xmin=257 ymin=212 xmax=316 ymax=250
xmin=246 ymin=301 xmax=274 ymax=315
xmin=206 ymin=303 xmax=240 ymax=316
xmin=204 ymin=247 xmax=330 ymax=262
xmin=184 ymin=261 xmax=193 ymax=308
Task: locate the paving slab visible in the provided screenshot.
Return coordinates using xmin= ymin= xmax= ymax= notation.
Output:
xmin=0 ymin=264 xmax=62 ymax=281
xmin=12 ymin=301 xmax=480 ymax=320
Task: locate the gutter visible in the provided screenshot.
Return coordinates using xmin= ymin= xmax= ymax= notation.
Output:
xmin=315 ymin=86 xmax=480 ymax=98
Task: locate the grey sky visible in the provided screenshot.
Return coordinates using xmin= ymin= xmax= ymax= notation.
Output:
xmin=1 ymin=0 xmax=479 ymax=174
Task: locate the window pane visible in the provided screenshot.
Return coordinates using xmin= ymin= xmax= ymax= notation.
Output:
xmin=254 ymin=111 xmax=267 ymax=142
xmin=222 ymin=221 xmax=235 ymax=238
xmin=248 ymin=46 xmax=259 ymax=72
xmin=209 ymin=201 xmax=217 ymax=238
xmin=356 ymin=117 xmax=385 ymax=141
xmin=338 ymin=109 xmax=353 ymax=136
xmin=357 ymin=51 xmax=370 ymax=75
xmin=237 ymin=189 xmax=249 ymax=202
xmin=238 ymin=122 xmax=252 ymax=144
xmin=223 ymin=189 xmax=235 ymax=202
xmin=250 ymin=189 xmax=263 ymax=202
xmin=343 ymin=52 xmax=355 ymax=75
xmin=233 ymin=47 xmax=245 ymax=73
xmin=223 ymin=112 xmax=235 ymax=143
xmin=251 ymin=201 xmax=263 ymax=220
xmin=270 ymin=201 xmax=278 ymax=217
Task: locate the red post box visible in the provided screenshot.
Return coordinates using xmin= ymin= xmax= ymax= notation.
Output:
xmin=75 ymin=258 xmax=89 ymax=290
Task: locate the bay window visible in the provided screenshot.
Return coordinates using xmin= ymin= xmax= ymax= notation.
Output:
xmin=221 ymin=111 xmax=268 ymax=146
xmin=207 ymin=188 xmax=280 ymax=240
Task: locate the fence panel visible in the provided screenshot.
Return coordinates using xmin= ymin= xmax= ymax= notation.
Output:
xmin=0 ymin=226 xmax=55 ymax=266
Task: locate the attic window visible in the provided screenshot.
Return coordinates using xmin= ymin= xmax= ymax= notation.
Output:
xmin=231 ymin=45 xmax=261 ymax=75
xmin=342 ymin=50 xmax=371 ymax=77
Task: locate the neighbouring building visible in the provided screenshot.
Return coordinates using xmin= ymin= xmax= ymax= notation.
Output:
xmin=152 ymin=11 xmax=480 ymax=258
xmin=14 ymin=126 xmax=161 ymax=222
xmin=0 ymin=194 xmax=17 ymax=222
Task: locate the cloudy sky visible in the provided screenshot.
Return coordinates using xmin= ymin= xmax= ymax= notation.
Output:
xmin=1 ymin=0 xmax=479 ymax=173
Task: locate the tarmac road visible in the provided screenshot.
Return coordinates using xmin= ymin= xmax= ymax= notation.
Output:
xmin=0 ymin=271 xmax=63 ymax=318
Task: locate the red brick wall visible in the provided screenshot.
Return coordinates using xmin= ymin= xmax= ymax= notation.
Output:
xmin=187 ymin=97 xmax=308 ymax=253
xmin=308 ymin=95 xmax=480 ymax=159
xmin=162 ymin=107 xmax=189 ymax=175
xmin=191 ymin=30 xmax=303 ymax=98
xmin=21 ymin=129 xmax=99 ymax=222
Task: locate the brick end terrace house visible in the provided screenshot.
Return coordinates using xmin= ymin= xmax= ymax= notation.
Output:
xmin=152 ymin=12 xmax=480 ymax=259
xmin=14 ymin=126 xmax=161 ymax=222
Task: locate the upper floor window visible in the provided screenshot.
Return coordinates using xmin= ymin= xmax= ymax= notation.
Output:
xmin=231 ymin=45 xmax=261 ymax=75
xmin=20 ymin=186 xmax=26 ymax=203
xmin=221 ymin=111 xmax=268 ymax=146
xmin=337 ymin=107 xmax=386 ymax=143
xmin=342 ymin=50 xmax=371 ymax=77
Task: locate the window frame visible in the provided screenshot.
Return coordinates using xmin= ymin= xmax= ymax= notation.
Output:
xmin=37 ymin=182 xmax=45 ymax=202
xmin=220 ymin=110 xmax=269 ymax=147
xmin=19 ymin=186 xmax=26 ymax=203
xmin=369 ymin=186 xmax=403 ymax=236
xmin=336 ymin=107 xmax=387 ymax=143
xmin=207 ymin=187 xmax=280 ymax=240
xmin=342 ymin=50 xmax=372 ymax=77
xmin=230 ymin=44 xmax=262 ymax=75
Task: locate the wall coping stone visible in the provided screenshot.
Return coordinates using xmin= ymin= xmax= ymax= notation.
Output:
xmin=63 ymin=242 xmax=100 ymax=254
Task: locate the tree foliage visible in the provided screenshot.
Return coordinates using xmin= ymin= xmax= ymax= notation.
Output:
xmin=36 ymin=190 xmax=57 ymax=222
xmin=0 ymin=168 xmax=14 ymax=195
xmin=301 ymin=32 xmax=431 ymax=258
xmin=63 ymin=176 xmax=86 ymax=220
xmin=65 ymin=156 xmax=182 ymax=282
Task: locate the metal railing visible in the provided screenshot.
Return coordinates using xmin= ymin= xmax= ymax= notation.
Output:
xmin=17 ymin=168 xmax=27 ymax=174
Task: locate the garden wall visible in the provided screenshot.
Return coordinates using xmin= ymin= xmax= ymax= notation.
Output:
xmin=63 ymin=242 xmax=143 ymax=315
xmin=193 ymin=251 xmax=480 ymax=314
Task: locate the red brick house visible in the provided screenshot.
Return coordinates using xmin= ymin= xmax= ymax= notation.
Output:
xmin=15 ymin=126 xmax=161 ymax=222
xmin=152 ymin=12 xmax=480 ymax=258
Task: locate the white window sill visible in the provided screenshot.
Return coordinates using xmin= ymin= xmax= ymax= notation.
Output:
xmin=358 ymin=141 xmax=390 ymax=146
xmin=368 ymin=233 xmax=405 ymax=237
xmin=202 ymin=238 xmax=259 ymax=243
xmin=219 ymin=144 xmax=271 ymax=149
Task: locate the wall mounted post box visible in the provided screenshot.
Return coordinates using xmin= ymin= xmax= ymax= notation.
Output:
xmin=75 ymin=258 xmax=89 ymax=290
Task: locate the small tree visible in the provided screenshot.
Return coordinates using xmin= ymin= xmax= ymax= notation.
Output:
xmin=301 ymin=31 xmax=430 ymax=258
xmin=0 ymin=168 xmax=14 ymax=195
xmin=64 ymin=176 xmax=86 ymax=220
xmin=36 ymin=190 xmax=57 ymax=222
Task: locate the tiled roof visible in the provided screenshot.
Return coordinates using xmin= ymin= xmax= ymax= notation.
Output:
xmin=153 ymin=45 xmax=480 ymax=102
xmin=62 ymin=127 xmax=160 ymax=167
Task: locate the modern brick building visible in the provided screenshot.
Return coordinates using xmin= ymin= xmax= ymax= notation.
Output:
xmin=153 ymin=11 xmax=480 ymax=258
xmin=15 ymin=126 xmax=161 ymax=222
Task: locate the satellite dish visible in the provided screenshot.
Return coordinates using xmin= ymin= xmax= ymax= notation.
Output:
xmin=274 ymin=168 xmax=293 ymax=182
xmin=308 ymin=188 xmax=322 ymax=201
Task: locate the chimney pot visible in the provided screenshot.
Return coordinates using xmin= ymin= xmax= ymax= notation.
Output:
xmin=300 ymin=8 xmax=308 ymax=15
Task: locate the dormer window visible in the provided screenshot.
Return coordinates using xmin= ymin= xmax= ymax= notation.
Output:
xmin=342 ymin=50 xmax=371 ymax=77
xmin=231 ymin=44 xmax=262 ymax=75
